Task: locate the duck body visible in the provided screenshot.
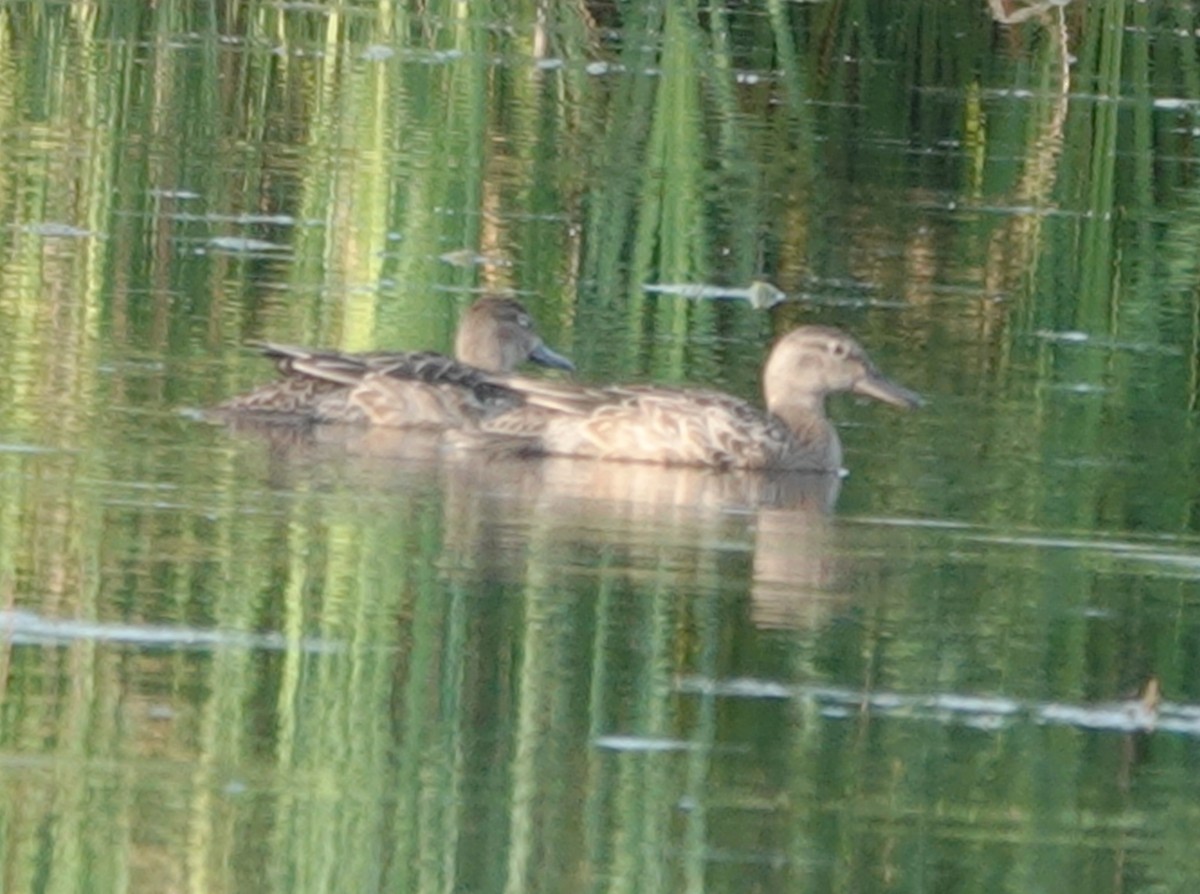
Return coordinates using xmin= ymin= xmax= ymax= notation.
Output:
xmin=482 ymin=380 xmax=840 ymax=471
xmin=217 ymin=297 xmax=572 ymax=428
xmin=477 ymin=326 xmax=921 ymax=472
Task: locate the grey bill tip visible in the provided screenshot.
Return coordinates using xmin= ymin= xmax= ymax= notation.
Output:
xmin=855 ymin=374 xmax=924 ymax=409
xmin=529 ymin=342 xmax=576 ymax=372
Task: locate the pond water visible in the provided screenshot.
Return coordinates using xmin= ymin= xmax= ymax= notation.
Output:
xmin=3 ymin=1 xmax=1200 ymax=892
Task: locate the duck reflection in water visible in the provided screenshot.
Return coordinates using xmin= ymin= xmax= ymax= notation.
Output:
xmin=346 ymin=444 xmax=849 ymax=632
xmin=218 ymin=322 xmax=922 ymax=631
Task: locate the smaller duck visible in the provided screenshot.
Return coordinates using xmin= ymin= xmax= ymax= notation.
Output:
xmin=478 ymin=325 xmax=922 ymax=472
xmin=217 ymin=296 xmax=574 ymax=428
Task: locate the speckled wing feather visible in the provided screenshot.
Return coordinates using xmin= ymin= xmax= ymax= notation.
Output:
xmin=217 ymin=379 xmax=324 ymax=417
xmin=217 ymin=342 xmax=408 ymax=416
xmin=220 ymin=343 xmax=523 ymax=428
xmin=320 ymin=355 xmax=525 ymax=427
xmin=253 ymin=342 xmax=475 ymax=382
xmin=481 ymin=378 xmax=830 ymax=471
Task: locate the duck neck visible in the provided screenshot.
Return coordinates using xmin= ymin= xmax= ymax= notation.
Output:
xmin=769 ymin=395 xmax=842 ymax=472
xmin=769 ymin=389 xmax=825 ymax=419
xmin=456 ymin=331 xmax=503 ymax=371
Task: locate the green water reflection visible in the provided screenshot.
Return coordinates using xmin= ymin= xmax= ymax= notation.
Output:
xmin=3 ymin=1 xmax=1200 ymax=892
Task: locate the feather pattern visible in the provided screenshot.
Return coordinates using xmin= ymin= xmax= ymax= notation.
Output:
xmin=476 ymin=326 xmax=922 ymax=472
xmin=216 ymin=297 xmax=572 ymax=427
xmin=218 ymin=318 xmax=920 ymax=474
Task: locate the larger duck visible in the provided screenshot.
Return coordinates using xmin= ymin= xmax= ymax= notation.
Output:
xmin=477 ymin=326 xmax=921 ymax=472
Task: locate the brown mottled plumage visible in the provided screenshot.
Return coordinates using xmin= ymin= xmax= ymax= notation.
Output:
xmin=476 ymin=326 xmax=922 ymax=472
xmin=220 ymin=318 xmax=919 ymax=472
xmin=217 ymin=296 xmax=573 ymax=427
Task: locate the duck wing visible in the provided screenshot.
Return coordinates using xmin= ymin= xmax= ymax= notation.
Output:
xmin=483 ymin=379 xmax=813 ymax=469
xmin=224 ymin=343 xmax=521 ymax=427
xmin=251 ymin=342 xmax=450 ymax=385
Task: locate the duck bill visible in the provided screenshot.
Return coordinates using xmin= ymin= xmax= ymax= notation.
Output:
xmin=528 ymin=342 xmax=576 ymax=372
xmin=854 ymin=372 xmax=923 ymax=409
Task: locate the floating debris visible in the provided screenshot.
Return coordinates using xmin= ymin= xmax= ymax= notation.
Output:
xmin=1034 ymin=329 xmax=1090 ymax=343
xmin=149 ymin=188 xmax=201 ymax=200
xmin=0 ymin=442 xmax=69 ymax=455
xmin=1033 ymin=330 xmax=1182 ymax=354
xmin=0 ymin=609 xmax=341 ymax=654
xmin=207 ymin=236 xmax=289 ymax=254
xmin=643 ymin=280 xmax=786 ymax=310
xmin=25 ymin=222 xmax=98 ymax=238
xmin=1044 ymin=382 xmax=1107 ymax=394
xmin=677 ymin=675 xmax=1190 ymax=737
xmin=361 ymin=45 xmax=394 ymax=62
xmin=585 ymin=61 xmax=625 ymax=76
xmin=438 ymin=248 xmax=511 ymax=268
xmin=594 ymin=735 xmax=697 ymax=753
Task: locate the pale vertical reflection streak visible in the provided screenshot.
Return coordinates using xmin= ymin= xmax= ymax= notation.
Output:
xmin=584 ymin=555 xmax=618 ymax=889
xmin=503 ymin=552 xmax=557 ymax=894
xmin=608 ymin=555 xmax=682 ymax=894
xmin=682 ymin=555 xmax=722 ymax=894
xmin=436 ymin=573 xmax=470 ymax=892
xmin=266 ymin=511 xmax=314 ymax=887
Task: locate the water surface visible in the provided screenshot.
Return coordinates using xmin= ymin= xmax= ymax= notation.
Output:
xmin=2 ymin=2 xmax=1200 ymax=892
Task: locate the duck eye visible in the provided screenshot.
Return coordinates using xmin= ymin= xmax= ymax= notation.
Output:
xmin=830 ymin=342 xmax=847 ymax=357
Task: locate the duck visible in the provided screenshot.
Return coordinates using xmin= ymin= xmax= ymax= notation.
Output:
xmin=474 ymin=325 xmax=922 ymax=472
xmin=217 ymin=296 xmax=574 ymax=427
